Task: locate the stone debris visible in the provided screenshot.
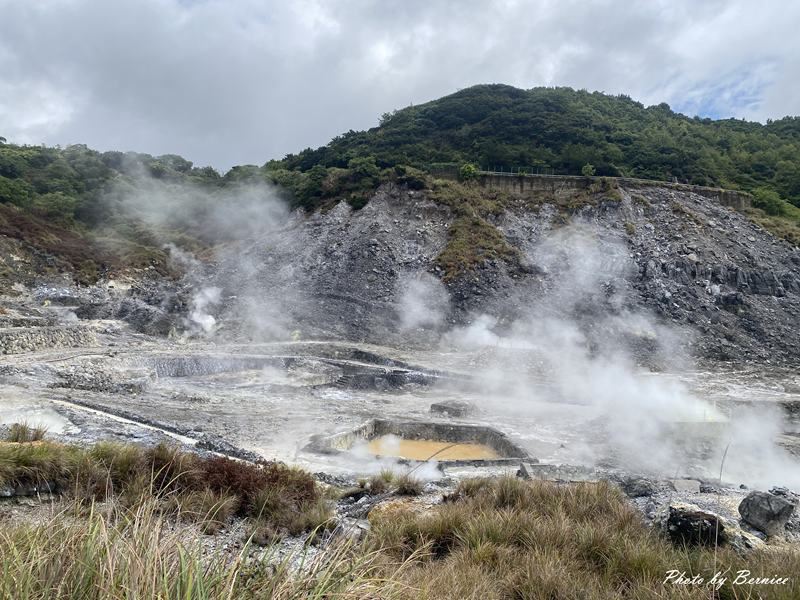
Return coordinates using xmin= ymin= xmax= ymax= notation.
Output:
xmin=517 ymin=462 xmax=597 ymax=482
xmin=669 ymin=478 xmax=701 ymax=494
xmin=617 ymin=476 xmax=659 ymax=498
xmin=0 ymin=326 xmax=95 ymax=354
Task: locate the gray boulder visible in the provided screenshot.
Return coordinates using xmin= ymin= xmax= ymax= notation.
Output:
xmin=430 ymin=400 xmax=474 ymax=418
xmin=618 ymin=476 xmax=658 ymax=498
xmin=739 ymin=491 xmax=796 ymax=536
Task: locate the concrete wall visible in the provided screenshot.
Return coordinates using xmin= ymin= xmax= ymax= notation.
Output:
xmin=473 ymin=173 xmax=752 ymax=210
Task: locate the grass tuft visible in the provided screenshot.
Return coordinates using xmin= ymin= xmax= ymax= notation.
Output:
xmin=394 ymin=473 xmax=424 ymax=496
xmin=5 ymin=422 xmax=48 ymax=443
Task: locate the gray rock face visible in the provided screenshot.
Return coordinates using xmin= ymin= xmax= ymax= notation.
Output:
xmin=738 ymin=491 xmax=796 ymax=536
xmin=9 ymin=180 xmax=800 ymax=365
xmin=199 ymin=182 xmax=800 ymax=364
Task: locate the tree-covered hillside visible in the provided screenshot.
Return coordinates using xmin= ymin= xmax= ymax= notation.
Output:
xmin=0 ymin=142 xmax=258 ymax=280
xmin=274 ymin=84 xmax=800 ymax=212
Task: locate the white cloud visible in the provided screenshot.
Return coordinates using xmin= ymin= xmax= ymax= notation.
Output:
xmin=0 ymin=0 xmax=797 ymax=168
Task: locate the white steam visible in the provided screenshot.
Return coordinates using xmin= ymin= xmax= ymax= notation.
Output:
xmin=441 ymin=222 xmax=799 ymax=487
xmin=395 ymin=272 xmax=449 ymax=332
xmin=113 ymin=164 xmax=292 ymax=340
xmin=187 ymin=286 xmax=222 ymax=335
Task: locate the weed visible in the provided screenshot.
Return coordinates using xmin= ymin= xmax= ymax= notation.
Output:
xmin=624 ymin=221 xmax=635 ymax=235
xmin=368 ymin=475 xmax=390 ymax=495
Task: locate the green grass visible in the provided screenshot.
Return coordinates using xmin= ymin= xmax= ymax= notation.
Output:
xmin=427 ymin=178 xmax=518 ymax=280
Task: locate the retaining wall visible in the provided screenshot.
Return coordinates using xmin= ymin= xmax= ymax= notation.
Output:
xmin=435 ymin=171 xmax=753 ymax=210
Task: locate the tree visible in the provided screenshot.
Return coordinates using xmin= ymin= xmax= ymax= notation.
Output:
xmin=752 ymin=187 xmax=786 ymax=216
xmin=581 ymin=163 xmax=596 ymax=177
xmin=347 ymin=156 xmax=379 ymax=182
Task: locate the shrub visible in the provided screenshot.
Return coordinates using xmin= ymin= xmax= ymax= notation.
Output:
xmin=458 ymin=163 xmax=479 ymax=181
xmin=394 ymin=165 xmax=427 ymax=190
xmin=753 ymin=186 xmax=787 ymax=216
xmin=144 ymin=443 xmax=201 ymax=496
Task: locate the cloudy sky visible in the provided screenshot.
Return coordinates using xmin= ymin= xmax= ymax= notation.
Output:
xmin=1 ymin=0 xmax=798 ymax=170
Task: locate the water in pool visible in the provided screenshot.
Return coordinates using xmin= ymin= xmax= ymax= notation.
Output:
xmin=367 ymin=434 xmax=499 ymax=461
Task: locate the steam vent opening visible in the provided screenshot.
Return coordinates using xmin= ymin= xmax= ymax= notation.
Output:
xmin=307 ymin=419 xmax=529 ymax=465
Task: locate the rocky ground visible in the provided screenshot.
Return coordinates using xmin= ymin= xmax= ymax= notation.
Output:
xmin=2 ymin=178 xmax=800 ymax=555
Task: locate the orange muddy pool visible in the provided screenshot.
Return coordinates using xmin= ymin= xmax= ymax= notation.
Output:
xmin=367 ymin=435 xmax=499 ymax=461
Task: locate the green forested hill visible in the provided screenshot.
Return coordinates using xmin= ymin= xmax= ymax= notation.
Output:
xmin=275 ymin=84 xmax=800 ymax=211
xmin=0 ymin=143 xmax=245 ymax=279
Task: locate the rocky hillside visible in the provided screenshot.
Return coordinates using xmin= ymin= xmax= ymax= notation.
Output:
xmin=197 ymin=175 xmax=800 ymax=365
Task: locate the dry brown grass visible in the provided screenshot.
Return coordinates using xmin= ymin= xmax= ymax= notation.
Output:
xmin=367 ymin=477 xmax=800 ymax=600
xmin=4 ymin=438 xmax=799 ymax=599
xmin=0 ymin=498 xmax=404 ymax=600
xmin=0 ymin=437 xmax=330 ymax=539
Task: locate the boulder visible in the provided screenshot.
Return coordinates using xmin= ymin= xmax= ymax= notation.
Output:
xmin=659 ymin=502 xmax=764 ymax=553
xmin=334 ymin=517 xmax=371 ymax=544
xmin=661 ymin=502 xmax=726 ymax=546
xmin=738 ymin=491 xmax=796 ymax=536
xmin=430 ymin=400 xmax=474 ymax=418
xmin=618 ymin=476 xmax=658 ymax=498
